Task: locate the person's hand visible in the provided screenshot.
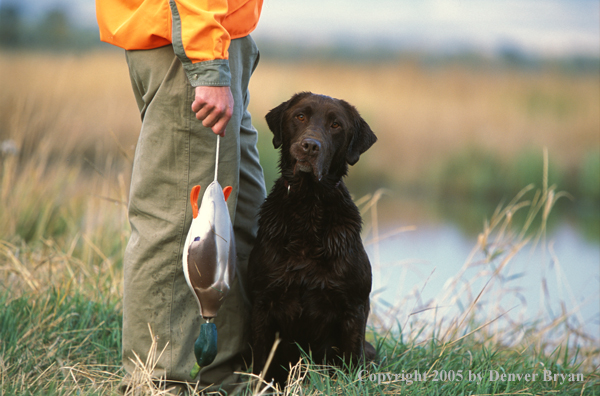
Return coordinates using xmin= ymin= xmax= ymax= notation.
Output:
xmin=191 ymin=86 xmax=234 ymax=137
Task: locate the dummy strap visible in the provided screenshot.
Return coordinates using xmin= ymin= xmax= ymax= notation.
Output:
xmin=214 ymin=135 xmax=220 ymax=182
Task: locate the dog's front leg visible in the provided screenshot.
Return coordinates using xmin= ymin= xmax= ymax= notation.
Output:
xmin=250 ymin=300 xmax=277 ymax=376
xmin=338 ymin=304 xmax=369 ymax=367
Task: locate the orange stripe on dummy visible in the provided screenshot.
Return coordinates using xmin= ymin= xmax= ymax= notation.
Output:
xmin=223 ymin=186 xmax=232 ymax=202
xmin=191 ymin=185 xmax=201 ymax=219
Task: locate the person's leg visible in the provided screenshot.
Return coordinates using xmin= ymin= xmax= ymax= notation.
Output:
xmin=122 ymin=37 xmax=264 ymax=392
xmin=123 ymin=45 xmax=198 ymax=386
xmin=194 ymin=35 xmax=267 ymax=392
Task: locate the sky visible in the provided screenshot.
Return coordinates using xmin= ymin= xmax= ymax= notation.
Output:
xmin=256 ymin=0 xmax=600 ymax=55
xmin=7 ymin=0 xmax=600 ymax=56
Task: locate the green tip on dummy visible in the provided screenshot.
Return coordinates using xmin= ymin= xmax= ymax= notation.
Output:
xmin=190 ymin=322 xmax=218 ymax=378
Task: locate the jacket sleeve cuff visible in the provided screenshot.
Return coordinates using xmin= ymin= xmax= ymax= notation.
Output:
xmin=183 ymin=59 xmax=231 ymax=87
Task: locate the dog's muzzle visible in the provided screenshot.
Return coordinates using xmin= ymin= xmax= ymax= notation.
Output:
xmin=291 ymin=137 xmax=327 ymax=180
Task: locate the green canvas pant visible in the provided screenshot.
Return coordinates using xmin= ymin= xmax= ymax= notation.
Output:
xmin=122 ymin=36 xmax=266 ymax=393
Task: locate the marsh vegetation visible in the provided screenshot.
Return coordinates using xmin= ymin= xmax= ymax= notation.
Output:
xmin=0 ymin=50 xmax=598 ymax=394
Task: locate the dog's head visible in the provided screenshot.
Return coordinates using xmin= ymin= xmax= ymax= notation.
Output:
xmin=265 ymin=92 xmax=377 ymax=183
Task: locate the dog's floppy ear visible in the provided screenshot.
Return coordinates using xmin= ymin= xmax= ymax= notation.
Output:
xmin=342 ymin=101 xmax=377 ymax=165
xmin=265 ymin=92 xmax=312 ymax=149
xmin=265 ymin=101 xmax=287 ymax=149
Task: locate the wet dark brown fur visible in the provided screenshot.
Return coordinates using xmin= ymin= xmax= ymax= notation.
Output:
xmin=248 ymin=92 xmax=377 ymax=385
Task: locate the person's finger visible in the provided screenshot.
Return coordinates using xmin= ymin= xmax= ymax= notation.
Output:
xmin=206 ymin=101 xmax=232 ymax=123
xmin=191 ymin=98 xmax=206 ymax=113
xmin=210 ymin=105 xmax=233 ymax=136
xmin=213 ymin=124 xmax=226 ymax=136
xmin=195 ymin=104 xmax=214 ymax=121
xmin=211 ymin=116 xmax=229 ymax=136
xmin=202 ymin=111 xmax=219 ymax=128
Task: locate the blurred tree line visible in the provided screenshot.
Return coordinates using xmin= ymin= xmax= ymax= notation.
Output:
xmin=0 ymin=2 xmax=103 ymax=50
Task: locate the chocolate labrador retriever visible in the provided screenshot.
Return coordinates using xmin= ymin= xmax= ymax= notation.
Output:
xmin=248 ymin=92 xmax=377 ymax=385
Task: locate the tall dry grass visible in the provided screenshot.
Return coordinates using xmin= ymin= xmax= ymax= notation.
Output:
xmin=249 ymin=60 xmax=599 ymax=185
xmin=359 ymin=151 xmax=597 ymax=361
xmin=0 ymin=50 xmax=139 ymax=170
xmin=0 ymin=50 xmax=133 ymax=297
xmin=1 ymin=50 xmax=598 ymax=190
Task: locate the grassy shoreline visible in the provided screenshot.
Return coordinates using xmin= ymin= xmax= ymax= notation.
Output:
xmin=1 ymin=149 xmax=597 ymax=394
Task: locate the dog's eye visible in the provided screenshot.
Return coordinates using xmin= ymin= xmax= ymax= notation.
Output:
xmin=331 ymin=122 xmax=340 ymax=129
xmin=296 ymin=114 xmax=305 ymax=122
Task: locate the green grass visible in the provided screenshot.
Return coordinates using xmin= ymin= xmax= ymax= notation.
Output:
xmin=0 ymin=289 xmax=122 ymax=395
xmin=1 ymin=144 xmax=598 ymax=395
xmin=237 ymin=333 xmax=598 ymax=395
xmin=426 ymin=146 xmax=600 ymax=206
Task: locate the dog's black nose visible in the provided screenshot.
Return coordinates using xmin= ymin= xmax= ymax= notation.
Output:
xmin=301 ymin=138 xmax=321 ymax=155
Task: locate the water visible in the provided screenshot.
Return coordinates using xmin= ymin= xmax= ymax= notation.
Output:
xmin=366 ymin=207 xmax=600 ymax=341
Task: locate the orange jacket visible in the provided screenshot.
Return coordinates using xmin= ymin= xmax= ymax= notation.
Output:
xmin=96 ymin=0 xmax=263 ymax=86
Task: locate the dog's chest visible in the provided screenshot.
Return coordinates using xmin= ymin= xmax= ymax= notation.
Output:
xmin=263 ymin=191 xmax=361 ymax=259
xmin=270 ymin=259 xmax=348 ymax=321
xmin=253 ymin=183 xmax=370 ymax=311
